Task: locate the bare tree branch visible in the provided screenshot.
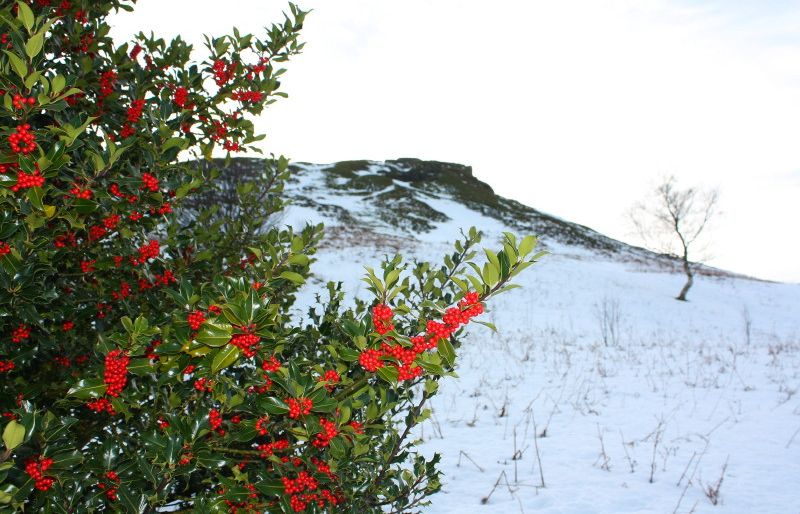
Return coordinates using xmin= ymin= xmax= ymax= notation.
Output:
xmin=629 ymin=175 xmax=719 ymax=301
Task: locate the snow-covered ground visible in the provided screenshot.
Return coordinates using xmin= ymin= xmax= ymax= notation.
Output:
xmin=285 ymin=164 xmax=800 ymax=514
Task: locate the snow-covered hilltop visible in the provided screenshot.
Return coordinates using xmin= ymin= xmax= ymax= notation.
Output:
xmin=222 ymin=157 xmax=800 ymax=513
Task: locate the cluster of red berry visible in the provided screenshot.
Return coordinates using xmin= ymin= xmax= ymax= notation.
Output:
xmin=222 ymin=140 xmax=241 ymax=152
xmin=98 ymin=69 xmax=117 ymax=99
xmin=69 ymin=184 xmax=93 ymax=199
xmin=103 ymin=349 xmax=129 ymax=397
xmin=318 ymin=369 xmax=340 ymax=392
xmin=223 ymin=483 xmax=260 ymax=513
xmin=96 ymin=470 xmax=120 ymax=501
xmin=11 ymin=324 xmax=30 ymax=343
xmin=358 ymin=348 xmax=383 ymax=373
xmin=0 ymin=359 xmax=14 ymax=373
xmin=110 ymin=281 xmax=131 ymax=301
xmin=173 ymin=87 xmax=189 ymax=108
xmin=312 ymin=418 xmax=338 ymax=448
xmin=246 ymin=56 xmax=270 ymax=79
xmin=282 ymin=470 xmax=341 ymax=512
xmin=86 ymin=397 xmax=115 ymax=416
xmin=256 ymin=438 xmax=289 ymax=459
xmin=261 ymin=356 xmax=281 ymax=373
xmin=372 ymin=303 xmax=394 ymax=334
xmin=96 ymin=302 xmax=112 ymax=319
xmin=0 ymin=241 xmax=10 ymax=256
xmin=193 ymin=377 xmax=213 ymax=392
xmin=255 ymin=416 xmax=269 ymax=436
xmin=140 ymin=172 xmax=159 ymax=192
xmin=282 ymin=471 xmax=318 ymax=495
xmin=25 ymin=456 xmax=55 ymax=491
xmin=12 ymin=94 xmax=36 ymax=110
xmin=9 ymin=168 xmax=44 ymax=192
xmin=126 ymin=99 xmax=145 ymax=123
xmin=133 ymin=239 xmax=160 ymax=265
xmin=53 ymin=355 xmax=70 ymax=367
xmin=80 ymin=260 xmax=95 ymax=273
xmin=187 ymin=311 xmax=206 ymax=331
xmin=359 ymin=293 xmax=485 ymax=381
xmin=209 ymin=408 xmax=225 ymax=435
xmin=287 ymin=397 xmax=313 ymax=419
xmin=120 ymin=99 xmax=146 ymax=138
xmin=54 ymin=232 xmax=77 ymax=248
xmin=103 ymin=214 xmax=120 ymax=230
xmin=212 ymin=59 xmax=237 ymax=86
xmin=8 ymin=124 xmax=36 ymax=154
xmin=231 ymin=90 xmax=263 ymax=103
xmin=229 ymin=328 xmax=260 ymax=358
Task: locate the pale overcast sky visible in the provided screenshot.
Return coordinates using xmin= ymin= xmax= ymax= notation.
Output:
xmin=110 ymin=1 xmax=800 ymax=283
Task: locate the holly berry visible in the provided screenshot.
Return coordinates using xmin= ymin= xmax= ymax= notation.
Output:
xmin=187 ymin=311 xmax=206 ymax=331
xmin=25 ymin=456 xmax=55 ymax=491
xmin=8 ymin=124 xmax=36 ymax=154
xmin=287 ymin=397 xmax=312 ymax=419
xmin=103 ymin=349 xmax=129 ymax=397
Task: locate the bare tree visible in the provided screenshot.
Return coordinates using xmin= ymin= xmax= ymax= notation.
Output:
xmin=630 ymin=176 xmax=719 ymax=301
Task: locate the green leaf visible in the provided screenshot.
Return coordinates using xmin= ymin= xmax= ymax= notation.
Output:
xmin=287 ymin=254 xmax=308 ymax=266
xmin=25 ymin=31 xmax=44 ymax=59
xmin=451 ymin=276 xmax=469 ymax=292
xmin=311 ymin=396 xmax=337 ymax=413
xmin=26 ymin=187 xmax=44 ymax=210
xmin=483 ymin=261 xmax=499 ymax=287
xmin=473 ymin=320 xmax=498 ymax=332
xmin=2 ymin=421 xmax=25 ymax=451
xmin=23 ymin=70 xmax=38 ymax=90
xmin=53 ymin=87 xmax=82 ymax=103
xmin=196 ymin=321 xmax=232 ymax=347
xmin=377 ymin=366 xmax=399 ymax=384
xmin=66 ymin=378 xmax=106 ymax=399
xmin=519 ymin=235 xmax=538 ymax=257
xmin=73 ymin=198 xmax=98 ymax=214
xmin=117 ymin=487 xmax=148 ymax=514
xmin=278 ymin=271 xmax=305 ymax=285
xmin=127 ymin=358 xmax=155 ymax=376
xmin=254 ymin=480 xmax=284 ymax=497
xmin=161 ymin=136 xmax=188 ymax=154
xmin=484 ymin=248 xmax=501 ymax=272
xmin=338 ymin=347 xmax=360 ymax=362
xmin=3 ymin=50 xmax=27 ymax=79
xmin=49 ymin=450 xmax=83 ymax=470
xmin=51 ymin=74 xmax=65 ymax=94
xmin=211 ymin=345 xmax=240 ymax=373
xmin=424 ymin=379 xmax=439 ymax=395
xmin=43 ymin=417 xmax=77 ymax=443
xmin=16 ymin=1 xmax=34 ymax=31
xmin=437 ymin=338 xmax=456 ymax=368
xmin=259 ymin=396 xmax=289 ymax=415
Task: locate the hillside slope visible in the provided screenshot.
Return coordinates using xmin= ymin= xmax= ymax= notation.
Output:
xmin=215 ymin=158 xmax=800 ymax=513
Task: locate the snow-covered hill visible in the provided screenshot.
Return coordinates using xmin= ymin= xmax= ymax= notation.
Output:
xmin=243 ymin=158 xmax=800 ymax=513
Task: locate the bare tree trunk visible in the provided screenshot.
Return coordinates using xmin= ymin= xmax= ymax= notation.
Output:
xmin=676 ymin=254 xmax=693 ymax=301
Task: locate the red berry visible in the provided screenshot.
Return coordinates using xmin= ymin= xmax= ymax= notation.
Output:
xmin=187 ymin=311 xmax=206 ymax=331
xmin=103 ymin=349 xmax=129 ymax=397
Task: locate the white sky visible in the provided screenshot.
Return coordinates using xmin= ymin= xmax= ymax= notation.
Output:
xmin=110 ymin=1 xmax=800 ymax=283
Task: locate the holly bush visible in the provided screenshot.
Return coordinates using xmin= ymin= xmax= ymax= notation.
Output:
xmin=0 ymin=1 xmax=544 ymax=512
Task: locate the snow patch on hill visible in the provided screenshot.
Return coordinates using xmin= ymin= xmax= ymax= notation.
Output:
xmin=279 ymin=159 xmax=800 ymax=513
